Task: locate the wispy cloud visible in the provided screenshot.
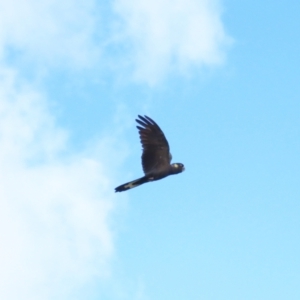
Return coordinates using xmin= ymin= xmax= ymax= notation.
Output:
xmin=113 ymin=0 xmax=232 ymax=85
xmin=0 ymin=0 xmax=100 ymax=68
xmin=0 ymin=1 xmax=122 ymax=299
xmin=0 ymin=0 xmax=232 ymax=298
xmin=0 ymin=67 xmax=116 ymax=300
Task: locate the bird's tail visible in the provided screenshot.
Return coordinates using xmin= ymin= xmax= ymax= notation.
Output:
xmin=115 ymin=176 xmax=148 ymax=192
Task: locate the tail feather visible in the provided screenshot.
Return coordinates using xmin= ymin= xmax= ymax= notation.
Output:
xmin=115 ymin=176 xmax=148 ymax=192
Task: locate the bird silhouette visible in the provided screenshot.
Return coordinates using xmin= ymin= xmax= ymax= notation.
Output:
xmin=115 ymin=115 xmax=185 ymax=192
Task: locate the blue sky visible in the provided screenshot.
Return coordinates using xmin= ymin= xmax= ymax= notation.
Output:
xmin=0 ymin=0 xmax=299 ymax=299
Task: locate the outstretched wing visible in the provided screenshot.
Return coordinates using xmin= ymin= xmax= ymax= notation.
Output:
xmin=136 ymin=115 xmax=172 ymax=175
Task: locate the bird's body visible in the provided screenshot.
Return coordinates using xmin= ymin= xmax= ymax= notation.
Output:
xmin=115 ymin=115 xmax=184 ymax=192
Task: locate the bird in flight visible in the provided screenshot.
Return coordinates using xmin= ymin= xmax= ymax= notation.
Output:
xmin=115 ymin=115 xmax=185 ymax=192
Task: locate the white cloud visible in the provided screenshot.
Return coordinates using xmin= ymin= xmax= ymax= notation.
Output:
xmin=0 ymin=1 xmax=123 ymax=298
xmin=0 ymin=0 xmax=100 ymax=68
xmin=0 ymin=68 xmax=116 ymax=300
xmin=113 ymin=0 xmax=232 ymax=84
xmin=0 ymin=0 xmax=231 ymax=297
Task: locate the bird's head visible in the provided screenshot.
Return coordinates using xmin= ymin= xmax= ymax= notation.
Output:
xmin=170 ymin=163 xmax=185 ymax=174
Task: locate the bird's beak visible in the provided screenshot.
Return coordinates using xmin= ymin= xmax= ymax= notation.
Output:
xmin=182 ymin=166 xmax=185 ymax=171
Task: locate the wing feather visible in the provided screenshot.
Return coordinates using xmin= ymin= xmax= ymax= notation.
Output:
xmin=136 ymin=115 xmax=171 ymax=175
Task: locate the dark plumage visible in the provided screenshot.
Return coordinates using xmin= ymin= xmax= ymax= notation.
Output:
xmin=115 ymin=115 xmax=185 ymax=192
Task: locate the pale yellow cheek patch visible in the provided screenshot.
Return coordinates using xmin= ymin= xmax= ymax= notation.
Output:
xmin=174 ymin=163 xmax=178 ymax=168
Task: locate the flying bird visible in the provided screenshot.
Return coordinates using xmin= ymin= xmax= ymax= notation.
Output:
xmin=115 ymin=115 xmax=185 ymax=192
